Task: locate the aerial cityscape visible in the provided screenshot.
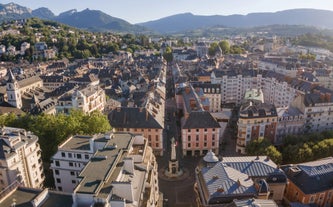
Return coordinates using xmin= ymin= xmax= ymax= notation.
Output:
xmin=1 ymin=1 xmax=333 ymax=207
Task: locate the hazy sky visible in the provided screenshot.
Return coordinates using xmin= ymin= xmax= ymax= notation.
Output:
xmin=3 ymin=0 xmax=333 ymax=24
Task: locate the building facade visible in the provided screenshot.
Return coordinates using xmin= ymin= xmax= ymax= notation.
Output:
xmin=56 ymin=85 xmax=106 ymax=114
xmin=0 ymin=127 xmax=44 ymax=190
xmin=70 ymin=133 xmax=161 ymax=207
xmin=108 ymin=107 xmax=164 ymax=156
xmin=236 ymin=99 xmax=278 ymax=154
xmin=282 ymin=157 xmax=333 ymax=207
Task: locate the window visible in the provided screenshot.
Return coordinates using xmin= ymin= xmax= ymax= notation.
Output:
xmin=196 ymin=129 xmax=199 ymax=132
xmin=70 ymin=171 xmax=75 ymax=176
xmin=212 ymin=134 xmax=215 ymax=140
xmin=85 ymin=154 xmax=89 ymax=160
xmin=196 ymin=135 xmax=199 ymax=141
xmin=156 ymin=135 xmax=159 ymax=141
xmin=156 ymin=143 xmax=159 ymax=148
xmin=204 ymin=143 xmax=207 ymax=147
xmin=55 ymin=161 xmax=60 ymax=167
xmin=56 ymin=178 xmax=61 ymax=183
xmin=204 ymin=135 xmax=207 ymax=141
xmin=58 ymin=187 xmax=62 ymax=191
xmin=212 ymin=142 xmax=215 ymax=146
xmin=77 ymin=154 xmax=82 ymax=159
xmin=68 ymin=153 xmax=72 ymax=158
xmin=188 ymin=143 xmax=191 ymax=148
xmin=148 ymin=135 xmax=151 ymax=141
xmin=188 ymin=129 xmax=191 ymax=132
xmin=196 ymin=143 xmax=199 ymax=147
xmin=55 ymin=170 xmax=59 ymax=175
xmin=204 ymin=128 xmax=207 ymax=132
xmin=69 ymin=162 xmax=73 ymax=167
xmin=310 ymin=195 xmax=316 ymax=203
xmin=72 ymin=180 xmax=76 ymax=184
xmin=61 ymin=152 xmax=65 ymax=157
xmin=213 ymin=128 xmax=215 ymax=131
xmin=188 ymin=136 xmax=191 ymax=141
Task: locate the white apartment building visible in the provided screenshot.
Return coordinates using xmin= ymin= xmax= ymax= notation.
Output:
xmin=276 ymin=107 xmax=305 ymax=144
xmin=211 ymin=70 xmax=297 ymax=108
xmin=0 ymin=127 xmax=44 ymax=190
xmin=211 ymin=71 xmax=262 ymax=106
xmin=262 ymin=73 xmax=297 ymax=108
xmin=56 ymin=85 xmax=106 ymax=114
xmin=291 ymin=92 xmax=333 ymax=133
xmin=52 ymin=132 xmax=160 ymax=207
xmin=191 ymin=82 xmax=222 ymax=112
xmin=50 ymin=135 xmax=95 ymax=192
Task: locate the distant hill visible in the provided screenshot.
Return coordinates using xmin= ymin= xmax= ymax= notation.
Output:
xmin=138 ymin=9 xmax=333 ymax=33
xmin=54 ymin=8 xmax=146 ymax=33
xmin=0 ymin=3 xmax=146 ymax=33
xmin=32 ymin=7 xmax=55 ymax=20
xmin=0 ymin=2 xmax=32 ymax=21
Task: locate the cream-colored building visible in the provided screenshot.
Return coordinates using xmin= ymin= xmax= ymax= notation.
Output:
xmin=51 ymin=132 xmax=161 ymax=207
xmin=56 ymin=85 xmax=106 ymax=114
xmin=0 ymin=127 xmax=44 ymax=190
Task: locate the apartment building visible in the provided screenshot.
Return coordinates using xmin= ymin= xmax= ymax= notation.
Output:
xmin=176 ymin=84 xmax=221 ymax=156
xmin=0 ymin=127 xmax=44 ymax=190
xmin=211 ymin=70 xmax=262 ymax=106
xmin=70 ymin=133 xmax=160 ymax=207
xmin=282 ymin=157 xmax=333 ymax=207
xmin=262 ymin=71 xmax=297 ymax=108
xmin=291 ymin=89 xmax=333 ymax=133
xmin=236 ymin=99 xmax=278 ymax=154
xmin=191 ymin=82 xmax=222 ymax=112
xmin=108 ymin=107 xmax=164 ymax=156
xmin=50 ymin=135 xmax=95 ymax=192
xmin=275 ymin=107 xmax=305 ymax=144
xmin=56 ymin=85 xmax=106 ymax=114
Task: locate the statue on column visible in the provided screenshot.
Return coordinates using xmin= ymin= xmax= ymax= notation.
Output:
xmin=170 ymin=137 xmax=177 ymax=161
xmin=165 ymin=137 xmax=183 ymax=177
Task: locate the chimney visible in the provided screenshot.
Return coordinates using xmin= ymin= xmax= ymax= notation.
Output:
xmin=146 ymin=110 xmax=149 ymax=121
xmin=185 ymin=86 xmax=190 ymax=94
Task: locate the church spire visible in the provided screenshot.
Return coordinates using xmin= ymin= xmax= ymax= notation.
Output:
xmin=7 ymin=69 xmax=16 ymax=83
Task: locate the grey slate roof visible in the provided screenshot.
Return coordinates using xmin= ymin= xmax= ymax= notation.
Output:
xmin=230 ymin=198 xmax=278 ymax=207
xmin=0 ymin=187 xmax=73 ymax=207
xmin=108 ymin=107 xmax=163 ymax=129
xmin=239 ymin=100 xmax=277 ymax=118
xmin=201 ymin=162 xmax=257 ymax=202
xmin=182 ymin=111 xmax=220 ymax=129
xmin=222 ymin=156 xmax=287 ymax=183
xmin=281 ymin=157 xmax=333 ymax=195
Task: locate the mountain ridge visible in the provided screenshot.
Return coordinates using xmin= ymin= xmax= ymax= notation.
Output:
xmin=1 ymin=3 xmax=333 ymax=34
xmin=0 ymin=3 xmax=144 ymax=33
xmin=138 ymin=8 xmax=333 ymax=33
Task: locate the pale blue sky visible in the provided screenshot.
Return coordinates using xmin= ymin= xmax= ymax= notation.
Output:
xmin=3 ymin=0 xmax=333 ymax=24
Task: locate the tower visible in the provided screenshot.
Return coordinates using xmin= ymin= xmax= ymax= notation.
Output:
xmin=165 ymin=137 xmax=183 ymax=177
xmin=6 ymin=70 xmax=22 ymax=108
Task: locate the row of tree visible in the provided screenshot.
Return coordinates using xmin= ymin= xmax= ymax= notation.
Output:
xmin=0 ymin=110 xmax=111 ymax=162
xmin=246 ymin=130 xmax=333 ymax=164
xmin=208 ymin=40 xmax=245 ymax=57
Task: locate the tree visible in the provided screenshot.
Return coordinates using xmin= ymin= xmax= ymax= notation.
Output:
xmin=219 ymin=40 xmax=230 ymax=54
xmin=163 ymin=46 xmax=173 ymax=63
xmin=264 ymin=145 xmax=282 ymax=164
xmin=208 ymin=42 xmax=219 ymax=57
xmin=246 ymin=138 xmax=282 ymax=164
